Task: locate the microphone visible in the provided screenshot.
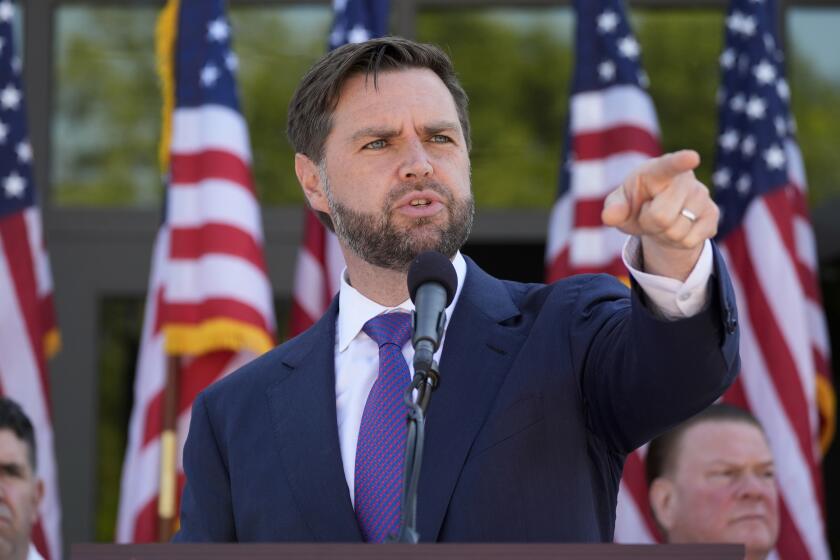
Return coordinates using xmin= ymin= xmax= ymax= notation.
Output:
xmin=407 ymin=251 xmax=458 ymax=376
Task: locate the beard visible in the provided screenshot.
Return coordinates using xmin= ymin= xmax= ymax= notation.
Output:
xmin=325 ymin=177 xmax=474 ymax=272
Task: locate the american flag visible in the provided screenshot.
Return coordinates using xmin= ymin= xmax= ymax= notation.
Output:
xmin=116 ymin=0 xmax=275 ymax=541
xmin=712 ymin=1 xmax=833 ymax=558
xmin=544 ymin=0 xmax=665 ymax=543
xmin=545 ymin=0 xmax=660 ymax=283
xmin=0 ymin=1 xmax=62 ymax=558
xmin=288 ymin=0 xmax=388 ymax=337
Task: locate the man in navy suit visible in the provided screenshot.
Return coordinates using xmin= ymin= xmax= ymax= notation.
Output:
xmin=175 ymin=37 xmax=739 ymax=543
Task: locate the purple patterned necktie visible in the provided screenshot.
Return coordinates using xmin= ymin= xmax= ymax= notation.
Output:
xmin=355 ymin=312 xmax=413 ymax=542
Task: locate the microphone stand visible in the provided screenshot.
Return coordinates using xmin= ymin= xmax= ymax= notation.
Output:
xmin=391 ymin=356 xmax=441 ymax=543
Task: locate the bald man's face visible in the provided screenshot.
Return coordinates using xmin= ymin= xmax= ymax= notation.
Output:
xmin=0 ymin=429 xmax=42 ymax=560
xmin=649 ymin=420 xmax=779 ymax=560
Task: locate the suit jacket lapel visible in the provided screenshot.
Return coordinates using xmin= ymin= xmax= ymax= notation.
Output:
xmin=417 ymin=257 xmax=526 ymax=541
xmin=264 ymin=298 xmax=363 ymax=541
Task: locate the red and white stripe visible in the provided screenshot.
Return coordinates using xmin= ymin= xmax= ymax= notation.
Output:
xmin=0 ymin=207 xmax=61 ymax=559
xmin=614 ymin=444 xmax=657 ymax=545
xmin=546 ymin=84 xmax=661 ymax=281
xmin=116 ymin=102 xmax=275 ymax=542
xmin=288 ymin=209 xmax=344 ymax=337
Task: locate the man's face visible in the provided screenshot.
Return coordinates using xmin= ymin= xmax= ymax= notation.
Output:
xmin=0 ymin=430 xmax=42 ymax=560
xmin=651 ymin=421 xmax=779 ymax=560
xmin=298 ymin=68 xmax=474 ymax=271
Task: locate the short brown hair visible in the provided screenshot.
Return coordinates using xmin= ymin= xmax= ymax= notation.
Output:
xmin=0 ymin=396 xmax=37 ymax=469
xmin=645 ymin=403 xmax=764 ymax=485
xmin=287 ymin=37 xmax=471 ymax=163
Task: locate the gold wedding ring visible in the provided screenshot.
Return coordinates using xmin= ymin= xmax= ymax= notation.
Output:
xmin=680 ymin=208 xmax=698 ymax=223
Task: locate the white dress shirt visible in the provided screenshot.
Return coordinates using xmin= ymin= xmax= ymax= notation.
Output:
xmin=335 ymin=239 xmax=713 ymax=504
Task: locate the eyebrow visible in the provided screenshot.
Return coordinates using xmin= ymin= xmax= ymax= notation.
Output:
xmin=349 ymin=121 xmax=461 ymax=143
xmin=421 ymin=121 xmax=461 ymax=135
xmin=350 ymin=126 xmax=400 ymax=143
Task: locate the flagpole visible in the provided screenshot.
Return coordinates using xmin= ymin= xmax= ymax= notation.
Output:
xmin=156 ymin=2 xmax=179 ymax=541
xmin=157 ymin=355 xmax=180 ymax=542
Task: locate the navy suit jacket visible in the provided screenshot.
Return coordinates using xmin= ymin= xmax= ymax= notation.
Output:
xmin=175 ymin=248 xmax=739 ymax=543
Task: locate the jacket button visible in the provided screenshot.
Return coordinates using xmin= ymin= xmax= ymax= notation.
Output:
xmin=726 ymin=313 xmax=738 ymax=334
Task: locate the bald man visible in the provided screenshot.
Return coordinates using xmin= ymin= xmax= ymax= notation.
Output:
xmin=647 ymin=404 xmax=779 ymax=560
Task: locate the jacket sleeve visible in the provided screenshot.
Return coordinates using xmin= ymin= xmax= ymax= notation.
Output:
xmin=570 ymin=242 xmax=740 ymax=454
xmin=173 ymin=391 xmax=237 ymax=542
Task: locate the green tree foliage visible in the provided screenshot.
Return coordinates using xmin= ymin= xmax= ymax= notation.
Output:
xmin=53 ymin=7 xmax=161 ymax=206
xmin=230 ymin=8 xmax=329 ymax=205
xmin=53 ymin=7 xmax=330 ymax=208
xmin=789 ymin=46 xmax=840 ymax=207
xmin=636 ymin=10 xmax=724 ymax=188
xmin=54 ymin=7 xmax=840 ymax=211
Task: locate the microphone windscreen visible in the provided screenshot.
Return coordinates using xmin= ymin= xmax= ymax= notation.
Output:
xmin=407 ymin=251 xmax=458 ymax=306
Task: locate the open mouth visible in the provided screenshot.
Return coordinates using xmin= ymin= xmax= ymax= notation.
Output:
xmin=393 ymin=189 xmax=446 ymax=218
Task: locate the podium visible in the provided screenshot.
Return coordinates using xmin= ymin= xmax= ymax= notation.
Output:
xmin=71 ymin=543 xmax=744 ymax=559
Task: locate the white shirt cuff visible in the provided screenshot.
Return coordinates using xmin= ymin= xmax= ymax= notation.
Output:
xmin=622 ymin=237 xmax=713 ymax=320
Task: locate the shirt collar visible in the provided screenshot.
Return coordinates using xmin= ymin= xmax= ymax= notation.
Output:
xmin=336 ymin=251 xmax=467 ymax=352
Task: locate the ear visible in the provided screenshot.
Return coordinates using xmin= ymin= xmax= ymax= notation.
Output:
xmin=30 ymin=478 xmax=44 ymax=524
xmin=649 ymin=477 xmax=677 ymax=533
xmin=295 ymin=153 xmax=329 ymax=214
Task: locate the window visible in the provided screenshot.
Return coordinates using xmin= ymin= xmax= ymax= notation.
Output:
xmin=51 ymin=5 xmax=331 ymax=207
xmin=52 ymin=6 xmax=160 ymax=206
xmin=788 ymin=7 xmax=840 ymax=206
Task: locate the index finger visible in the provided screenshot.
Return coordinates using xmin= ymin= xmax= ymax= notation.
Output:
xmin=640 ymin=150 xmax=701 ymax=191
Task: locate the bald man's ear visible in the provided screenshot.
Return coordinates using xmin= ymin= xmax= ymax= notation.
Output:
xmin=649 ymin=477 xmax=677 ymax=534
xmin=295 ymin=153 xmax=329 ymax=214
